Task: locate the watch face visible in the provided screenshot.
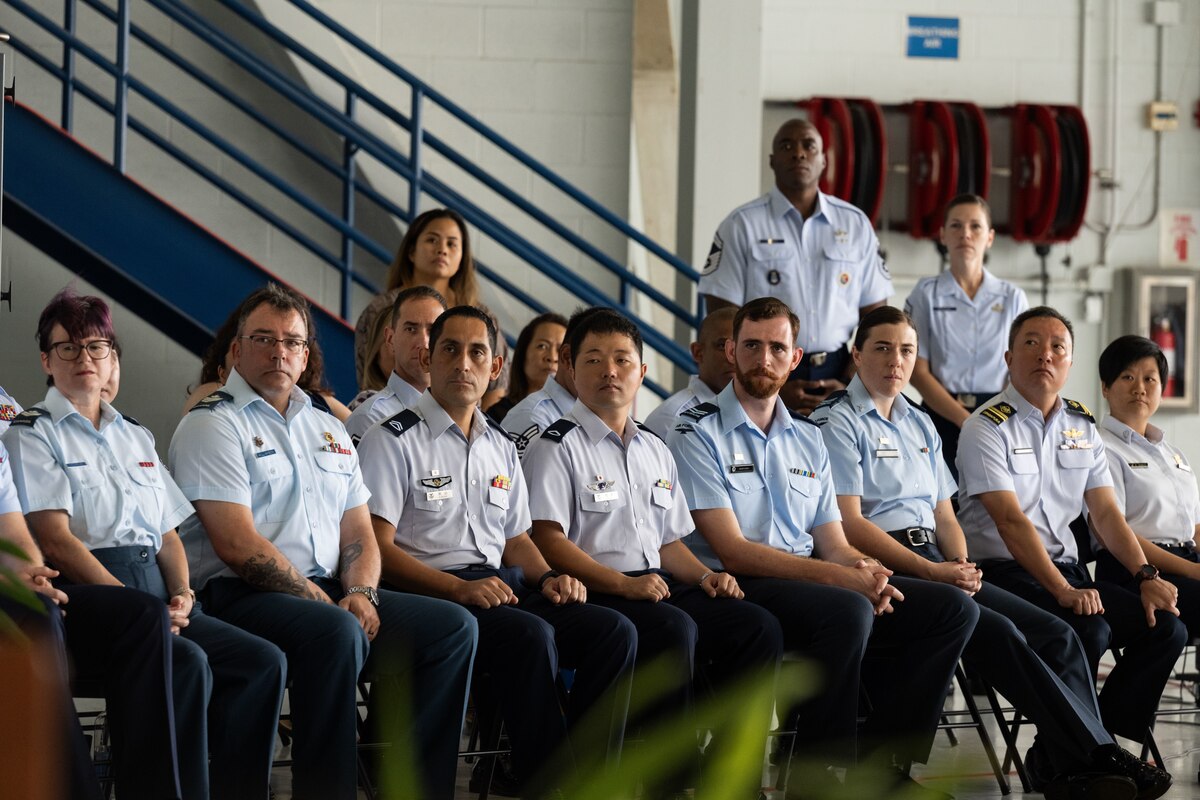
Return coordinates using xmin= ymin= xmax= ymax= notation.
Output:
xmin=1138 ymin=565 xmax=1159 ymax=582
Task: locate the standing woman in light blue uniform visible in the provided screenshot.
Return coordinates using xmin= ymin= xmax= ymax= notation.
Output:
xmin=906 ymin=194 xmax=1028 ymax=478
xmin=2 ymin=289 xmax=286 ymax=800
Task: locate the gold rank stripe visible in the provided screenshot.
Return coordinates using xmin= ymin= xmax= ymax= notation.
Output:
xmin=980 ymin=402 xmax=1015 ymax=425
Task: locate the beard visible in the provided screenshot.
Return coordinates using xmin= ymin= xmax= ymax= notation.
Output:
xmin=735 ymin=364 xmax=788 ymax=400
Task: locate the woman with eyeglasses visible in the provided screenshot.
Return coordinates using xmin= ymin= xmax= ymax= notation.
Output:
xmin=2 ymin=289 xmax=286 ymax=800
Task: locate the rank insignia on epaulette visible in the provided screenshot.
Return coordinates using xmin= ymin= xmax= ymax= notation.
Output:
xmin=192 ymin=391 xmax=233 ymax=411
xmin=9 ymin=408 xmax=48 ymax=428
xmin=1063 ymin=398 xmax=1095 ymax=423
xmin=680 ymin=402 xmax=718 ymax=422
xmin=980 ymin=402 xmax=1016 ymax=425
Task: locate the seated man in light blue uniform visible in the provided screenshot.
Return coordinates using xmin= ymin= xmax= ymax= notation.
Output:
xmin=812 ymin=305 xmax=1169 ymax=800
xmin=643 ymin=307 xmax=735 ymax=440
xmin=344 ymin=285 xmax=446 ymax=443
xmin=169 ymin=283 xmax=477 ymax=800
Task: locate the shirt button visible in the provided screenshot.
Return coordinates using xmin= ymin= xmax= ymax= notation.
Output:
xmin=470 ymin=514 xmax=477 ymax=521
xmin=270 ymin=468 xmax=277 ymax=475
xmin=306 ymin=487 xmax=313 ymax=493
xmin=297 ymin=454 xmax=304 ymax=460
xmin=124 ymin=489 xmax=131 ymax=495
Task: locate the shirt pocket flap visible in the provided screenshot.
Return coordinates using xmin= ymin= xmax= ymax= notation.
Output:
xmin=787 ymin=472 xmax=819 ymax=496
xmin=125 ymin=464 xmax=163 ymax=488
xmin=313 ymin=451 xmax=352 ymax=475
xmin=1008 ymin=451 xmax=1039 ymax=475
xmin=651 ymin=485 xmax=673 ymax=508
xmin=822 ymin=242 xmax=858 ymax=262
xmin=1056 ymin=448 xmax=1093 ymax=470
xmin=729 ymin=471 xmax=766 ymax=495
xmin=750 ymin=242 xmax=788 ymax=263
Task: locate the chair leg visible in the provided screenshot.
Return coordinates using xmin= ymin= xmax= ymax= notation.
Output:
xmin=983 ymin=685 xmax=1030 ymax=793
xmin=955 ymin=665 xmax=1011 ymax=796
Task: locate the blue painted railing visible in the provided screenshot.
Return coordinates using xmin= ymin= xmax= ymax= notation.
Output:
xmin=0 ymin=0 xmax=700 ymax=397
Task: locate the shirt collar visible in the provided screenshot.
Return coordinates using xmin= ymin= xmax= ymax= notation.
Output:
xmin=415 ymin=388 xmax=494 ymax=444
xmin=843 ymin=375 xmax=912 ymax=423
xmin=767 ymin=185 xmax=828 ymax=224
xmin=687 ymin=375 xmax=719 ymax=404
xmin=715 ymin=381 xmax=794 ymax=438
xmin=935 ymin=268 xmax=1001 ymax=300
xmin=386 ymin=371 xmax=424 ymax=406
xmin=225 ymin=368 xmax=311 ymax=418
xmin=1002 ymin=383 xmax=1060 ymax=422
xmin=544 ymin=374 xmax=575 ymax=410
xmin=1101 ymin=414 xmax=1163 ymax=445
xmin=43 ymin=386 xmax=121 ymax=430
xmin=570 ymin=399 xmax=640 ymax=447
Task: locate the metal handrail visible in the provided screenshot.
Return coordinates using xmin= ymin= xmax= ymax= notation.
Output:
xmin=0 ymin=0 xmax=695 ymax=394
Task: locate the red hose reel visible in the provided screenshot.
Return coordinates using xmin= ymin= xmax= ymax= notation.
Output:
xmin=793 ymin=97 xmax=1089 ymax=244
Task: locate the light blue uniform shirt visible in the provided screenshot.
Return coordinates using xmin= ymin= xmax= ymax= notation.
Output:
xmin=904 ymin=270 xmax=1029 ymax=394
xmin=1091 ymin=416 xmax=1200 ymax=547
xmin=699 ymin=186 xmax=892 ymax=353
xmin=643 ymin=375 xmax=718 ymax=441
xmin=2 ymin=387 xmax=193 ymax=552
xmin=0 ymin=441 xmax=24 ymax=515
xmin=668 ymin=382 xmax=841 ymax=569
xmin=503 ymin=374 xmax=574 ymax=459
xmin=357 ymin=389 xmax=530 ymax=571
xmin=169 ymin=369 xmax=370 ymax=589
xmin=345 ymin=371 xmax=423 ymax=443
xmin=956 ymin=385 xmax=1111 ymax=563
xmin=523 ymin=400 xmax=691 ymax=573
xmin=0 ymin=386 xmax=22 ymax=435
xmin=810 ymin=376 xmax=955 ymax=532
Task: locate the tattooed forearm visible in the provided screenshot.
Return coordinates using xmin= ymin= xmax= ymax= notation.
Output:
xmin=242 ymin=553 xmax=317 ymax=599
xmin=339 ymin=542 xmax=363 ymax=573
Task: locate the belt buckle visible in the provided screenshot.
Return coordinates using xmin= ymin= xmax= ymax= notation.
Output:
xmin=957 ymin=393 xmax=977 ymax=408
xmin=905 ymin=528 xmax=928 ymax=547
xmin=809 ymin=352 xmax=828 ymax=367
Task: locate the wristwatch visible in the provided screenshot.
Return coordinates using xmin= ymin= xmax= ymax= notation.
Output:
xmin=1133 ymin=564 xmax=1160 ymax=584
xmin=346 ymin=585 xmax=380 ymax=606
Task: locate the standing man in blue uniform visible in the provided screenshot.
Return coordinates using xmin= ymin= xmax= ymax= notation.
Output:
xmin=668 ymin=298 xmax=977 ymax=800
xmin=169 ymin=283 xmax=477 ymax=800
xmin=700 ymin=119 xmax=892 ymax=413
xmin=643 ymin=307 xmax=736 ymax=440
xmin=344 ymin=285 xmax=446 ymax=443
xmin=357 ymin=305 xmax=635 ymax=798
xmin=957 ymin=306 xmax=1186 ymax=752
xmin=523 ymin=308 xmax=783 ymax=799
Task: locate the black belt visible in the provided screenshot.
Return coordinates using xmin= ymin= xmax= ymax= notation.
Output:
xmin=889 ymin=526 xmax=935 ymax=547
xmin=1151 ymin=540 xmax=1196 ymax=553
xmin=790 ymin=345 xmax=850 ymax=383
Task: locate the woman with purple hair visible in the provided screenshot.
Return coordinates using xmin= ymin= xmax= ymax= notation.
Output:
xmin=2 ymin=288 xmax=286 ymax=800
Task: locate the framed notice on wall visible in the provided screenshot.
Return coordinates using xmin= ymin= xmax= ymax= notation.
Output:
xmin=1116 ymin=269 xmax=1199 ymax=413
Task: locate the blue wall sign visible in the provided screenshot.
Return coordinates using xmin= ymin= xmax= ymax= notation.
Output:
xmin=907 ymin=16 xmax=960 ymax=59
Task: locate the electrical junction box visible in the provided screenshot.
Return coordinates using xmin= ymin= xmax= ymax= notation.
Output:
xmin=1148 ymin=101 xmax=1179 ymax=131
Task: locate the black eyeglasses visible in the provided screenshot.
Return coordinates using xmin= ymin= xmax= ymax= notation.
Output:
xmin=239 ymin=335 xmax=310 ymax=354
xmin=47 ymin=340 xmax=115 ymax=361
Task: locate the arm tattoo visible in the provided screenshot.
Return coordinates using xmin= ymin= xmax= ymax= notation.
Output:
xmin=242 ymin=553 xmax=314 ymax=598
xmin=339 ymin=542 xmax=363 ymax=572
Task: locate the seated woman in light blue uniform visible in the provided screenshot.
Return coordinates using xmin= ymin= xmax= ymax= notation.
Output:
xmin=1091 ymin=335 xmax=1200 ymax=639
xmin=905 ymin=194 xmax=1028 ymax=479
xmin=810 ymin=306 xmax=1171 ymax=799
xmin=2 ymin=289 xmax=286 ymax=800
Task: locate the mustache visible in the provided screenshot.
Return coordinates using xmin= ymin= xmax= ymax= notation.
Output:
xmin=743 ymin=367 xmax=786 ymax=381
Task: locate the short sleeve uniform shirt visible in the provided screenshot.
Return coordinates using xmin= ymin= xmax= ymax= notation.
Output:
xmin=169 ymin=369 xmax=370 ymax=589
xmin=2 ymin=387 xmax=193 ymax=552
xmin=345 ymin=371 xmax=423 ymax=442
xmin=668 ymin=383 xmax=840 ymax=568
xmin=956 ymin=385 xmax=1111 ymax=562
xmin=904 ymin=270 xmax=1028 ymax=394
xmin=643 ymin=375 xmax=718 ymax=440
xmin=1094 ymin=416 xmax=1200 ymax=546
xmin=502 ymin=375 xmax=575 ymax=459
xmin=523 ymin=400 xmax=691 ymax=573
xmin=699 ymin=186 xmax=892 ymax=353
xmin=357 ymin=390 xmax=530 ymax=571
xmin=810 ymin=376 xmax=955 ymax=531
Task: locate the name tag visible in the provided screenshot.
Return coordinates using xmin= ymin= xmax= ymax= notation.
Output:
xmin=1128 ymin=462 xmax=1150 ymax=470
xmin=729 ymin=464 xmax=755 ymax=474
xmin=1181 ymin=463 xmax=1193 ymax=473
xmin=875 ymin=449 xmax=899 ymax=459
xmin=255 ymin=449 xmax=277 ymax=459
xmin=593 ymin=490 xmax=619 ymax=503
xmin=933 ymin=306 xmax=958 ymax=311
xmin=1011 ymin=447 xmax=1034 ymax=455
xmin=425 ymin=489 xmax=453 ymax=502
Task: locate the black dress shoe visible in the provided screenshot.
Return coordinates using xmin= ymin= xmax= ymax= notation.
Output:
xmin=1089 ymin=745 xmax=1172 ymax=800
xmin=469 ymin=754 xmax=522 ymax=797
xmin=1043 ymin=773 xmax=1137 ymax=800
xmin=1024 ymin=740 xmax=1057 ymax=792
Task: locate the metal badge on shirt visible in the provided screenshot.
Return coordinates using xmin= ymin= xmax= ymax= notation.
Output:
xmin=729 ymin=451 xmax=755 ymax=474
xmin=1059 ymin=428 xmax=1093 ymax=450
xmin=587 ymin=475 xmax=618 ymax=503
xmin=421 ymin=469 xmax=453 ymax=501
xmin=875 ymin=436 xmax=900 ymax=459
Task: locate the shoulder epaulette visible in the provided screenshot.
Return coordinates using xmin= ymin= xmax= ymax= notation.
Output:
xmin=812 ymin=389 xmax=848 ymax=413
xmin=635 ymin=421 xmax=663 ymax=441
xmin=679 ymin=402 xmax=718 ymax=422
xmin=540 ymin=419 xmax=578 ymax=443
xmin=121 ymin=413 xmax=142 ymax=427
xmin=787 ymin=408 xmax=820 ymax=426
xmin=9 ymin=408 xmax=48 ymax=428
xmin=903 ymin=394 xmax=929 ymax=416
xmin=485 ymin=415 xmax=508 ymax=436
xmin=980 ymin=401 xmax=1016 ymax=426
xmin=1063 ymin=398 xmax=1095 ymax=424
xmin=382 ymin=409 xmax=421 ymax=437
xmin=190 ymin=390 xmax=232 ymax=412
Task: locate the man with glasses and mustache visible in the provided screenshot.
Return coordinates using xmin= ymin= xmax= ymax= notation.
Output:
xmin=668 ymin=297 xmax=977 ymax=800
xmin=169 ymin=283 xmax=478 ymax=800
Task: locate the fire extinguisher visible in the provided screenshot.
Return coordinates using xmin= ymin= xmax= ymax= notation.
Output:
xmin=1152 ymin=316 xmax=1178 ymax=397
